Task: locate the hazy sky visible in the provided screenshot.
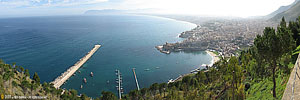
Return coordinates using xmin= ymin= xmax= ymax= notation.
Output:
xmin=0 ymin=0 xmax=296 ymax=18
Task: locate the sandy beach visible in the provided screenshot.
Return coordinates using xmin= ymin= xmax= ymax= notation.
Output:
xmin=205 ymin=50 xmax=220 ymax=66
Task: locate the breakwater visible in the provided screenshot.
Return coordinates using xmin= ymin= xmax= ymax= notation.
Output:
xmin=51 ymin=45 xmax=101 ymax=88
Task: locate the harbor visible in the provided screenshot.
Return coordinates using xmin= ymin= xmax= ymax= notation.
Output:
xmin=51 ymin=44 xmax=101 ymax=88
xmin=168 ymin=50 xmax=220 ymax=83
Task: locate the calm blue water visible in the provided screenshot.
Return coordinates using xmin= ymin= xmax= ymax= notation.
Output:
xmin=0 ymin=15 xmax=212 ymax=97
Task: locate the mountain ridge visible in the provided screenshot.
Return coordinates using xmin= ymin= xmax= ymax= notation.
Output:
xmin=270 ymin=0 xmax=300 ymax=21
xmin=265 ymin=0 xmax=299 ymax=19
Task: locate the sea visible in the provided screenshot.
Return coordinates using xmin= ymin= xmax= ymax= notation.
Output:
xmin=0 ymin=15 xmax=212 ymax=97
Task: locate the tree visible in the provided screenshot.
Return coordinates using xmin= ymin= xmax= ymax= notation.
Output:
xmin=33 ymin=72 xmax=40 ymax=85
xmin=140 ymin=88 xmax=148 ymax=99
xmin=254 ymin=17 xmax=295 ymax=98
xmin=277 ymin=17 xmax=295 ymax=54
xmin=80 ymin=94 xmax=89 ymax=100
xmin=225 ymin=57 xmax=243 ymax=99
xmin=159 ymin=83 xmax=167 ymax=97
xmin=20 ymin=66 xmax=24 ymax=73
xmin=149 ymin=83 xmax=159 ymax=96
xmin=25 ymin=69 xmax=30 ymax=77
xmin=100 ymin=91 xmax=117 ymax=100
xmin=255 ymin=27 xmax=280 ymax=98
xmin=289 ymin=21 xmax=300 ymax=45
xmin=0 ymin=59 xmax=3 ymax=64
xmin=129 ymin=90 xmax=140 ymax=100
xmin=196 ymin=71 xmax=207 ymax=84
xmin=228 ymin=57 xmax=242 ymax=85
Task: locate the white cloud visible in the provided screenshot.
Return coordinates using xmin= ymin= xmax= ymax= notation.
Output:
xmin=31 ymin=0 xmax=41 ymax=3
xmin=0 ymin=0 xmax=31 ymax=6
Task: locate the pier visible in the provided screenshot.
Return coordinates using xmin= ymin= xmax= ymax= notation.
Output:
xmin=51 ymin=44 xmax=101 ymax=88
xmin=132 ymin=68 xmax=140 ymax=90
xmin=116 ymin=70 xmax=123 ymax=100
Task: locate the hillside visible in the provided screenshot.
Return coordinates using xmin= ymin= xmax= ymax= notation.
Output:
xmin=271 ymin=0 xmax=300 ymax=21
xmin=266 ymin=0 xmax=299 ymax=19
xmin=0 ymin=60 xmax=113 ymax=100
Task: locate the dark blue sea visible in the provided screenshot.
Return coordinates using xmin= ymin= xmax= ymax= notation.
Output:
xmin=0 ymin=15 xmax=212 ymax=97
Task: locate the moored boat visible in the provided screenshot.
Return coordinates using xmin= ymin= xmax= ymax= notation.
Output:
xmin=90 ymin=72 xmax=93 ymax=77
xmin=83 ymin=78 xmax=87 ymax=83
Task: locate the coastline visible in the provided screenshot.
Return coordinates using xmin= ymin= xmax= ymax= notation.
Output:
xmin=205 ymin=50 xmax=220 ymax=67
xmin=150 ymin=15 xmax=222 ymax=83
xmin=150 ymin=15 xmax=220 ymax=65
xmin=168 ymin=49 xmax=220 ymax=83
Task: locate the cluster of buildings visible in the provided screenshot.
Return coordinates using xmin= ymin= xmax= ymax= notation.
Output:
xmin=161 ymin=19 xmax=277 ymax=57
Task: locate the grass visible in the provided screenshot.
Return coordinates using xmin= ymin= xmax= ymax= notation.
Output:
xmin=212 ymin=51 xmax=219 ymax=55
xmin=246 ymin=63 xmax=294 ymax=100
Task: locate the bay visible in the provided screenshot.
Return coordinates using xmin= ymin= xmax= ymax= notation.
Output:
xmin=0 ymin=15 xmax=212 ymax=97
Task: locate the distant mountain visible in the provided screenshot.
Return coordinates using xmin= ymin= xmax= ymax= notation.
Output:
xmin=84 ymin=9 xmax=128 ymax=15
xmin=270 ymin=0 xmax=300 ymax=21
xmin=266 ymin=0 xmax=299 ymax=19
xmin=84 ymin=9 xmax=159 ymax=15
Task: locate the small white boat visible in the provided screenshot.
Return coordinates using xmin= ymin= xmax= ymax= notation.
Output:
xmin=168 ymin=79 xmax=174 ymax=84
xmin=83 ymin=78 xmax=87 ymax=83
xmin=90 ymin=72 xmax=93 ymax=77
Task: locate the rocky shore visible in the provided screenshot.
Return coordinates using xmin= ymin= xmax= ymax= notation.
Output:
xmin=156 ymin=41 xmax=207 ymax=54
xmin=155 ymin=45 xmax=170 ymax=54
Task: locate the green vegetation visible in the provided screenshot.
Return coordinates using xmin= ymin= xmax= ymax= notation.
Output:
xmin=1 ymin=16 xmax=300 ymax=100
xmin=254 ymin=17 xmax=295 ymax=98
xmin=0 ymin=59 xmax=117 ymax=100
xmin=114 ymin=16 xmax=300 ymax=100
xmin=212 ymin=51 xmax=220 ymax=55
xmin=246 ymin=63 xmax=293 ymax=100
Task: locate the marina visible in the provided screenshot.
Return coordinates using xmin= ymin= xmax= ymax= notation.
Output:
xmin=51 ymin=44 xmax=101 ymax=88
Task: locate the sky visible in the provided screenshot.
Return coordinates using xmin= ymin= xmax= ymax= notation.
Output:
xmin=0 ymin=0 xmax=296 ymax=18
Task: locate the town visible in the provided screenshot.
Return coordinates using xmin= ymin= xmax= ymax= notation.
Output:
xmin=157 ymin=17 xmax=278 ymax=57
